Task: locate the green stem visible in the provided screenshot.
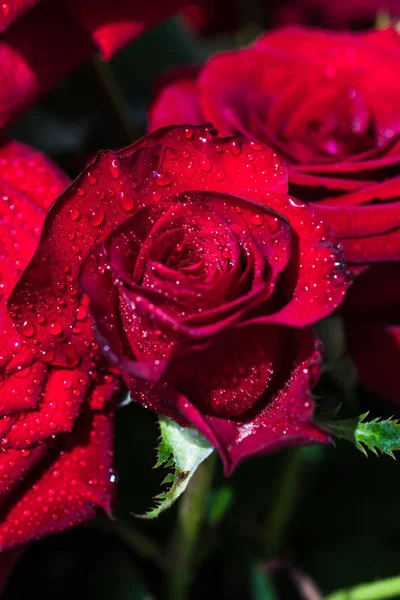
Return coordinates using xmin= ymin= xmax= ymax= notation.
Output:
xmin=264 ymin=448 xmax=305 ymax=556
xmin=325 ymin=575 xmax=400 ymax=600
xmin=168 ymin=453 xmax=216 ymax=600
xmin=90 ymin=54 xmax=135 ymax=145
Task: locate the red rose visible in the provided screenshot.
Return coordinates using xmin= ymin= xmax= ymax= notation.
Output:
xmin=10 ymin=125 xmax=350 ymax=473
xmin=150 ymin=27 xmax=400 ymax=403
xmin=0 ymin=137 xmax=119 ymax=549
xmin=181 ymin=0 xmax=240 ymax=36
xmin=278 ymin=0 xmax=400 ymax=29
xmin=0 ymin=0 xmax=202 ymax=128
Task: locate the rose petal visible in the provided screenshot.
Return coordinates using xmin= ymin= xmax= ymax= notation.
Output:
xmin=0 ymin=444 xmax=50 ymax=502
xmin=0 ymin=411 xmax=116 ymax=549
xmin=315 ymin=175 xmax=400 ymax=207
xmin=341 ymin=227 xmax=400 ymax=263
xmin=149 ymin=68 xmax=202 ymax=131
xmin=0 ymin=140 xmax=70 ymax=211
xmin=255 ymin=195 xmax=351 ymax=326
xmin=0 ymin=0 xmax=41 ymax=32
xmin=9 ymin=126 xmax=288 ymax=366
xmin=167 ymin=324 xmax=285 ymax=418
xmin=175 ymin=327 xmax=330 ymax=474
xmin=0 ymin=360 xmax=48 ymax=416
xmin=80 ymin=192 xmax=292 ymax=380
xmin=1 ymin=369 xmax=90 ymax=448
xmin=0 ymin=0 xmax=197 ymax=127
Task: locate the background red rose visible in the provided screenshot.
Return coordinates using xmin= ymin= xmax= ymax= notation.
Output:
xmin=278 ymin=0 xmax=400 ymax=29
xmin=182 ymin=0 xmax=399 ymax=38
xmin=10 ymin=124 xmax=350 ymax=473
xmin=150 ymin=27 xmax=400 ymax=403
xmin=0 ymin=0 xmax=206 ymax=129
xmin=0 ymin=137 xmax=119 ymax=549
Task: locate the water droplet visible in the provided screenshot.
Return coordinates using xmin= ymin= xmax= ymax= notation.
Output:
xmin=250 ymin=214 xmax=263 ymax=226
xmin=184 ymin=128 xmax=193 ymax=139
xmin=76 ymin=305 xmax=87 ymax=320
xmin=87 ymin=207 xmax=105 ymax=227
xmin=230 ymin=140 xmax=241 ymax=155
xmin=68 ymin=208 xmax=80 ymax=221
xmin=154 ymin=171 xmax=175 ymax=187
xmin=19 ymin=320 xmax=35 ymax=338
xmin=268 ymin=218 xmax=280 ymax=234
xmin=109 ymin=159 xmax=121 ymax=180
xmin=87 ymin=173 xmax=97 ymax=185
xmin=117 ymin=191 xmax=135 ymax=212
xmin=48 ymin=320 xmax=63 ymax=336
xmin=77 ymin=188 xmax=85 ymax=197
xmin=200 ymin=156 xmax=212 ymax=172
xmin=96 ymin=190 xmax=105 ymax=200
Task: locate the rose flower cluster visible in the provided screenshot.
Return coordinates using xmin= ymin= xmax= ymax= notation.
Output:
xmin=151 ymin=27 xmax=400 ymax=403
xmin=0 ymin=0 xmax=397 ymax=554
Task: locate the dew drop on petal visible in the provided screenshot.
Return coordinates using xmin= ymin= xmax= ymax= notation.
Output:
xmin=250 ymin=214 xmax=263 ymax=226
xmin=76 ymin=305 xmax=87 ymax=320
xmin=68 ymin=208 xmax=80 ymax=221
xmin=154 ymin=171 xmax=175 ymax=187
xmin=109 ymin=159 xmax=122 ymax=180
xmin=48 ymin=320 xmax=63 ymax=336
xmin=19 ymin=320 xmax=36 ymax=338
xmin=117 ymin=191 xmax=135 ymax=212
xmin=87 ymin=207 xmax=105 ymax=227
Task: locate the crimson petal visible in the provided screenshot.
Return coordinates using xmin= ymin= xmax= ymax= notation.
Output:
xmin=9 ymin=126 xmax=288 ymax=367
xmin=0 ymin=411 xmax=116 ymax=549
xmin=174 ymin=327 xmax=330 ymax=474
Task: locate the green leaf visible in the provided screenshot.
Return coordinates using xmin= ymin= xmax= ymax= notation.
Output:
xmin=317 ymin=413 xmax=400 ymax=457
xmin=326 ymin=573 xmax=400 ymax=600
xmin=137 ymin=416 xmax=214 ymax=519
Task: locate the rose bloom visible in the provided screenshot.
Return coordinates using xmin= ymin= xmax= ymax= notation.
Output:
xmin=278 ymin=0 xmax=399 ymax=29
xmin=150 ymin=27 xmax=400 ymax=404
xmin=0 ymin=137 xmax=119 ymax=549
xmin=10 ymin=124 xmax=350 ymax=474
xmin=0 ymin=0 xmax=203 ymax=128
xmin=182 ymin=0 xmax=398 ymax=38
xmin=181 ymin=0 xmax=240 ymax=36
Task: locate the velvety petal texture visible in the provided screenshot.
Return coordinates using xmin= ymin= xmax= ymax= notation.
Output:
xmin=150 ymin=28 xmax=400 ymax=404
xmin=0 ymin=137 xmax=119 ymax=550
xmin=10 ymin=125 xmax=350 ymax=472
xmin=0 ymin=0 xmax=203 ymax=128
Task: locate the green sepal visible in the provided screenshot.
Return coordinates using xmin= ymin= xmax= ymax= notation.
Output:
xmin=137 ymin=416 xmax=214 ymax=519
